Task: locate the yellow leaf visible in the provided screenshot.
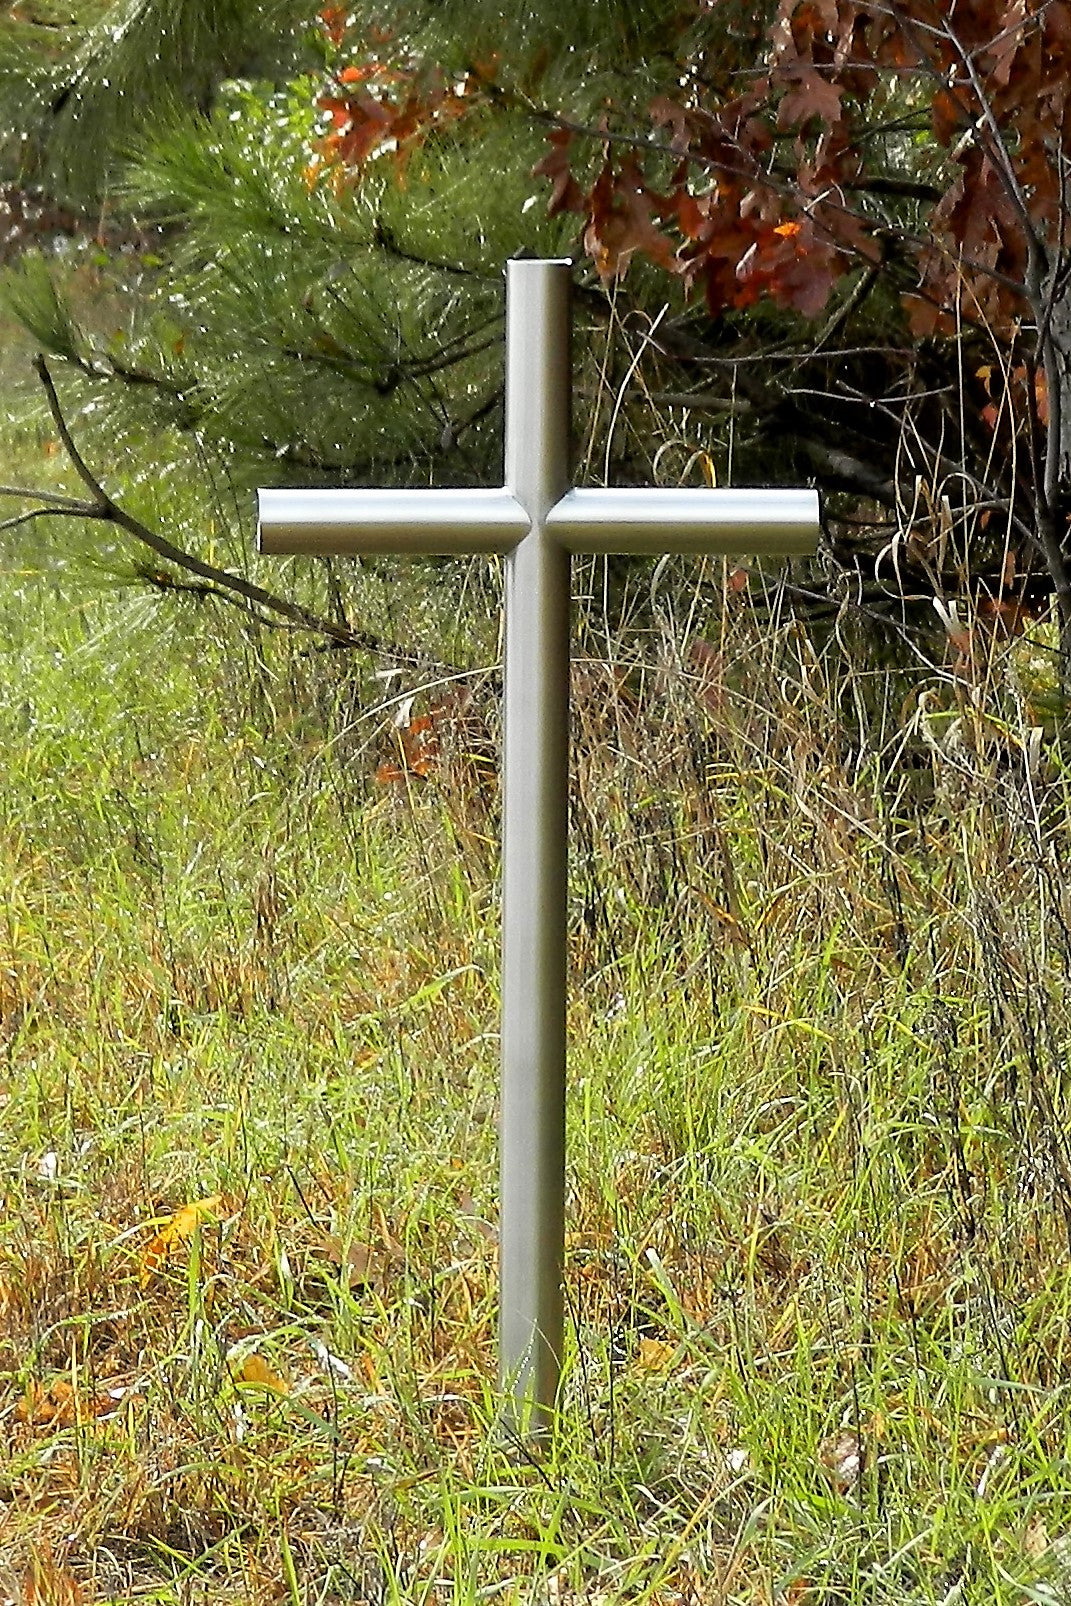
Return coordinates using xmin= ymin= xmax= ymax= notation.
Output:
xmin=237 ymin=1352 xmax=289 ymax=1394
xmin=16 ymin=1377 xmax=140 ymax=1426
xmin=140 ymin=1195 xmax=221 ymax=1286
xmin=636 ymin=1337 xmax=676 ymax=1372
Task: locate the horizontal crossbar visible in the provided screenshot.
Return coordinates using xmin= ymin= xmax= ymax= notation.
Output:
xmin=546 ymin=487 xmax=820 ymax=554
xmin=259 ymin=485 xmax=820 ymax=558
xmin=257 ymin=488 xmax=529 ymax=554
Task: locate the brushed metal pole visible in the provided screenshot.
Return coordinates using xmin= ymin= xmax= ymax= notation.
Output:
xmin=499 ymin=258 xmax=572 ymax=1431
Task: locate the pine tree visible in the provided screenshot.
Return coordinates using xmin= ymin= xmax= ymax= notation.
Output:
xmin=0 ymin=0 xmax=672 ymax=577
xmin=0 ymin=0 xmax=782 ymax=509
xmin=8 ymin=0 xmax=1063 ymax=663
xmin=0 ymin=0 xmax=311 ymax=204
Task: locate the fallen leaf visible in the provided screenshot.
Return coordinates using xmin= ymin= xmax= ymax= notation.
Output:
xmin=140 ymin=1195 xmax=221 ymax=1287
xmin=1024 ymin=1515 xmax=1049 ymax=1562
xmin=236 ymin=1352 xmax=289 ymax=1394
xmin=17 ymin=1377 xmax=140 ymax=1427
xmin=457 ymin=1190 xmax=498 ymax=1243
xmin=636 ymin=1336 xmax=676 ymax=1372
xmin=323 ymin=1234 xmax=387 ymax=1289
xmin=23 ymin=1547 xmax=82 ymax=1606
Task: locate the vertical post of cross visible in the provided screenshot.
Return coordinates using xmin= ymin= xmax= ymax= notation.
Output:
xmin=499 ymin=259 xmax=572 ymax=1432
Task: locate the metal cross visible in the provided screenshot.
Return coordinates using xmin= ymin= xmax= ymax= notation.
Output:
xmin=258 ymin=258 xmax=820 ymax=1434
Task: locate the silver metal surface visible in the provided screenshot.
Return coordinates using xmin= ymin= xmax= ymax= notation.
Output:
xmin=548 ymin=486 xmax=820 ymax=553
xmin=255 ymin=258 xmax=821 ymax=1437
xmin=499 ymin=258 xmax=572 ymax=1432
xmin=258 ymin=487 xmax=528 ymax=553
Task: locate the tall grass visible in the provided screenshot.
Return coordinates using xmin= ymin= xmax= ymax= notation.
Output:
xmin=3 ymin=337 xmax=1071 ymax=1604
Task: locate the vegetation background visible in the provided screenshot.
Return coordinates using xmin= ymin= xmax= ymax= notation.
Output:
xmin=2 ymin=2 xmax=1071 ymax=1602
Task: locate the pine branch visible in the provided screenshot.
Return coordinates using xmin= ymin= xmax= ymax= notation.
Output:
xmin=23 ymin=353 xmax=454 ymax=672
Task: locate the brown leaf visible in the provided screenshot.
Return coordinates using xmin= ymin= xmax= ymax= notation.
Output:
xmin=533 ymin=127 xmax=584 ymax=216
xmin=457 ymin=1190 xmax=498 ymax=1243
xmin=777 ymin=67 xmax=843 ymax=131
xmin=323 ymin=1234 xmax=387 ymax=1290
xmin=23 ymin=1547 xmax=82 ymax=1606
xmin=1023 ymin=1515 xmax=1049 ymax=1562
xmin=17 ymin=1377 xmax=140 ymax=1428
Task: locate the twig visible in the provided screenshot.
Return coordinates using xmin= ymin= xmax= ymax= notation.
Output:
xmin=134 ymin=564 xmax=345 ymax=636
xmin=0 ymin=484 xmax=91 ymax=509
xmin=0 ymin=505 xmax=103 ymax=535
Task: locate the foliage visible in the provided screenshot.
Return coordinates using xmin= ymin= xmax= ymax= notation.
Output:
xmin=309 ymin=0 xmax=1071 ymax=656
xmin=4 ymin=2 xmax=1071 ymax=672
xmin=0 ymin=0 xmax=312 ymax=202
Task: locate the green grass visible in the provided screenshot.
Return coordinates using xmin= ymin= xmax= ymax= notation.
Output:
xmin=4 ymin=344 xmax=1071 ymax=1604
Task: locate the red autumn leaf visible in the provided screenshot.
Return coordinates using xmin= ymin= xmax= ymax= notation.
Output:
xmin=931 ymin=87 xmax=965 ymax=146
xmin=1024 ymin=363 xmax=1050 ymax=428
xmin=377 ymin=706 xmax=441 ymax=783
xmin=316 ymin=95 xmax=354 ymax=130
xmin=672 ymin=188 xmax=707 ymax=239
xmin=649 ymin=94 xmax=692 ymax=155
xmin=401 ymin=714 xmax=439 ymax=777
xmin=583 ymin=157 xmax=679 ymax=280
xmin=314 ymin=73 xmax=478 ymax=181
xmin=318 ymin=5 xmax=348 ymax=47
xmin=977 ymin=596 xmax=1035 ymax=637
xmin=532 ymin=127 xmax=584 ymax=216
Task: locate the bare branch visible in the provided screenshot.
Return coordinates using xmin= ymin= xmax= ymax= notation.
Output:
xmin=0 ymin=484 xmax=92 ymax=510
xmin=28 ymin=354 xmax=455 ymax=672
xmin=0 ymin=505 xmax=103 ymax=535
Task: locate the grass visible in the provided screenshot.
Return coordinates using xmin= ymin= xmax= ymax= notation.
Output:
xmin=4 ymin=330 xmax=1071 ymax=1604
